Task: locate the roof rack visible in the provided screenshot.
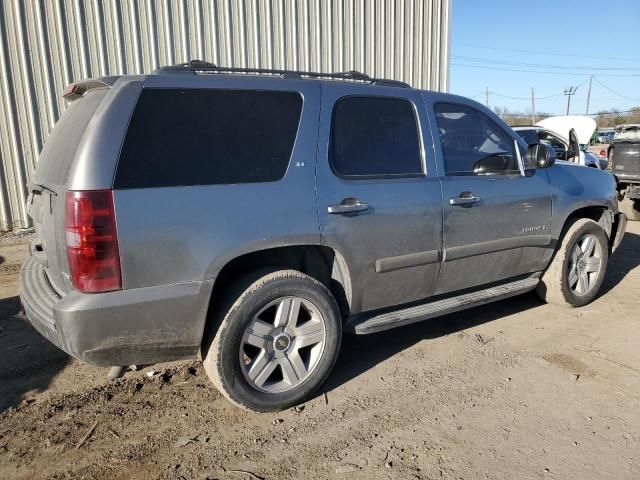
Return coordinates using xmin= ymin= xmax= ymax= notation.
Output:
xmin=157 ymin=60 xmax=411 ymax=88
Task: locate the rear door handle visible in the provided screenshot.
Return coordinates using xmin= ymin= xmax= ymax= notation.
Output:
xmin=449 ymin=192 xmax=481 ymax=206
xmin=328 ymin=198 xmax=369 ymax=214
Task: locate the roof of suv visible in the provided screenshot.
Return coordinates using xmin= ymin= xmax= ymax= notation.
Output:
xmin=152 ymin=60 xmax=412 ymax=89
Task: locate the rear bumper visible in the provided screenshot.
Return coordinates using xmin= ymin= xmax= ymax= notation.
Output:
xmin=625 ymin=185 xmax=640 ymax=200
xmin=614 ymin=173 xmax=640 ymax=184
xmin=19 ymin=256 xmax=213 ymax=367
xmin=611 ymin=213 xmax=627 ymax=254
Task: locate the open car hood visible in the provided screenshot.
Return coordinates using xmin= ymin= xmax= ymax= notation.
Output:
xmin=536 ymin=115 xmax=597 ymax=145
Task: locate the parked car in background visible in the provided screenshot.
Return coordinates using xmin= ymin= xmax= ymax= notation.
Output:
xmin=607 ymin=124 xmax=640 ymax=220
xmin=20 ymin=62 xmax=626 ymax=412
xmin=512 ymin=118 xmax=603 ymax=169
xmin=597 ymin=131 xmax=615 ymax=144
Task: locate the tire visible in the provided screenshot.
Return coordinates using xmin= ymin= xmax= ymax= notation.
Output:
xmin=620 ymin=196 xmax=640 ymax=221
xmin=202 ymin=269 xmax=342 ymax=412
xmin=536 ymin=218 xmax=609 ymax=308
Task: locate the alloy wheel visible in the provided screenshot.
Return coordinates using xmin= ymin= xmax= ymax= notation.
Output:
xmin=239 ymin=296 xmax=326 ymax=394
xmin=568 ymin=233 xmax=602 ymax=296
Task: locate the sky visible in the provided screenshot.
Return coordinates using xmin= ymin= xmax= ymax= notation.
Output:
xmin=449 ymin=0 xmax=640 ymax=116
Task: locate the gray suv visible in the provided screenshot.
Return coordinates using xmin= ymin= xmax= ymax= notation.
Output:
xmin=20 ymin=62 xmax=627 ymax=412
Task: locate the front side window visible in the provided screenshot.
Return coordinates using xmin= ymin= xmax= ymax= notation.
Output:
xmin=330 ymin=96 xmax=422 ymax=178
xmin=115 ymin=88 xmax=303 ymax=188
xmin=434 ymin=103 xmax=519 ymax=176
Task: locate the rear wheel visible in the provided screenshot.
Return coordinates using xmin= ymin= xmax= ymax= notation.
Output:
xmin=537 ymin=218 xmax=609 ymax=307
xmin=202 ymin=270 xmax=341 ymax=412
xmin=620 ymin=195 xmax=640 ymax=221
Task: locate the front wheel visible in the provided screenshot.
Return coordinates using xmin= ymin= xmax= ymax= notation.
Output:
xmin=537 ymin=218 xmax=609 ymax=307
xmin=202 ymin=270 xmax=342 ymax=412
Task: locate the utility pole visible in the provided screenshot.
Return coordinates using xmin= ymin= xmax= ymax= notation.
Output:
xmin=531 ymin=87 xmax=536 ymax=124
xmin=585 ymin=76 xmax=593 ymax=115
xmin=564 ymin=86 xmax=578 ymax=115
xmin=485 ymin=86 xmax=489 ymax=107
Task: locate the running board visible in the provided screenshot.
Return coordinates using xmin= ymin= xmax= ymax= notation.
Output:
xmin=345 ymin=277 xmax=540 ymax=335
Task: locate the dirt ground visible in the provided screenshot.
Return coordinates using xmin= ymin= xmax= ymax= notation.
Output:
xmin=0 ymin=224 xmax=639 ymax=480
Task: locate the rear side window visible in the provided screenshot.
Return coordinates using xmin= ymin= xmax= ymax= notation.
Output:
xmin=114 ymin=89 xmax=303 ymax=188
xmin=330 ymin=96 xmax=422 ymax=177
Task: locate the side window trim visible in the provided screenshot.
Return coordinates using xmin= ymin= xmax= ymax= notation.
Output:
xmin=329 ymin=94 xmax=427 ymax=180
xmin=433 ymin=100 xmax=521 ymax=177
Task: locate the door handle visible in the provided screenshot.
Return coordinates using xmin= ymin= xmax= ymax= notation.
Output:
xmin=449 ymin=192 xmax=481 ymax=206
xmin=327 ymin=198 xmax=369 ymax=214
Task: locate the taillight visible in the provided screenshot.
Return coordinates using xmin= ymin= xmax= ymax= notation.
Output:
xmin=65 ymin=190 xmax=122 ymax=293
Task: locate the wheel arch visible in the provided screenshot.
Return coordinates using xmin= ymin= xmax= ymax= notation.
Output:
xmin=560 ymin=205 xmax=614 ymax=240
xmin=207 ymin=244 xmax=353 ymax=323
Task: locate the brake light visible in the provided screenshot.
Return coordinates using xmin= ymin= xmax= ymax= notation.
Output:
xmin=65 ymin=190 xmax=122 ymax=293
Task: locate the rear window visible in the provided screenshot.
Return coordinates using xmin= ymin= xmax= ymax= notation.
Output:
xmin=36 ymin=89 xmax=108 ymax=186
xmin=329 ymin=96 xmax=423 ymax=178
xmin=114 ymin=88 xmax=303 ymax=189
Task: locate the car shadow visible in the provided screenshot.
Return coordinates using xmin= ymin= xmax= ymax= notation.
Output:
xmin=321 ymin=292 xmax=543 ymax=395
xmin=321 ymin=229 xmax=640 ymax=397
xmin=599 ymin=231 xmax=640 ymax=296
xmin=0 ymin=295 xmax=70 ymax=412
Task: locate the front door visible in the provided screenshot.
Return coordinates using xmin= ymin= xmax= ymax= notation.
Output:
xmin=316 ymin=84 xmax=443 ymax=314
xmin=427 ymin=99 xmax=552 ymax=295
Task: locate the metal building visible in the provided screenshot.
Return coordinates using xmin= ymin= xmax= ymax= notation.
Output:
xmin=0 ymin=0 xmax=451 ymax=231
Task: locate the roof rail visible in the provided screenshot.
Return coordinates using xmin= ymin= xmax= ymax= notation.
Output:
xmin=156 ymin=60 xmax=411 ymax=88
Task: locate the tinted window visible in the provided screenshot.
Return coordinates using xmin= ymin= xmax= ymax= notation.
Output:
xmin=434 ymin=103 xmax=518 ymax=175
xmin=330 ymin=96 xmax=422 ymax=177
xmin=37 ymin=89 xmax=108 ymax=185
xmin=115 ymin=89 xmax=303 ymax=188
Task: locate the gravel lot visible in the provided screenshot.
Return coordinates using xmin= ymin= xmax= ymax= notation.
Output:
xmin=1 ymin=223 xmax=639 ymax=480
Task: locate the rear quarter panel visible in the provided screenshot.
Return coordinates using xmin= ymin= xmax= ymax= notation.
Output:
xmin=113 ymin=76 xmax=322 ymax=289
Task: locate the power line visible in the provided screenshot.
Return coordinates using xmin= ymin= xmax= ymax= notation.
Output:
xmin=505 ymin=109 xmax=638 ymax=117
xmin=487 ymin=80 xmax=591 ymax=101
xmin=451 ymin=63 xmax=640 ymax=78
xmin=490 ymin=91 xmax=563 ymax=100
xmin=592 ymin=77 xmax=640 ymax=102
xmin=452 ymin=55 xmax=640 ymax=71
xmin=452 ymin=42 xmax=640 ymax=63
xmin=469 ymin=90 xmax=485 ymax=99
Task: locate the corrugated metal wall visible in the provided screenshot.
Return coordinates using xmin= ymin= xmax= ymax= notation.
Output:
xmin=0 ymin=0 xmax=451 ymax=231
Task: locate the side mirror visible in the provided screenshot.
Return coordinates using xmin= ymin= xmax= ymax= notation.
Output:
xmin=526 ymin=143 xmax=556 ymax=169
xmin=473 ymin=154 xmax=511 ymax=174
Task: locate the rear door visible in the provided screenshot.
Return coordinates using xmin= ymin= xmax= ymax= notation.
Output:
xmin=426 ymin=99 xmax=552 ymax=295
xmin=317 ymin=84 xmax=443 ymax=314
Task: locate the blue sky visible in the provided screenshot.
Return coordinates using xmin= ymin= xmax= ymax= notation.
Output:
xmin=449 ymin=0 xmax=640 ymax=115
